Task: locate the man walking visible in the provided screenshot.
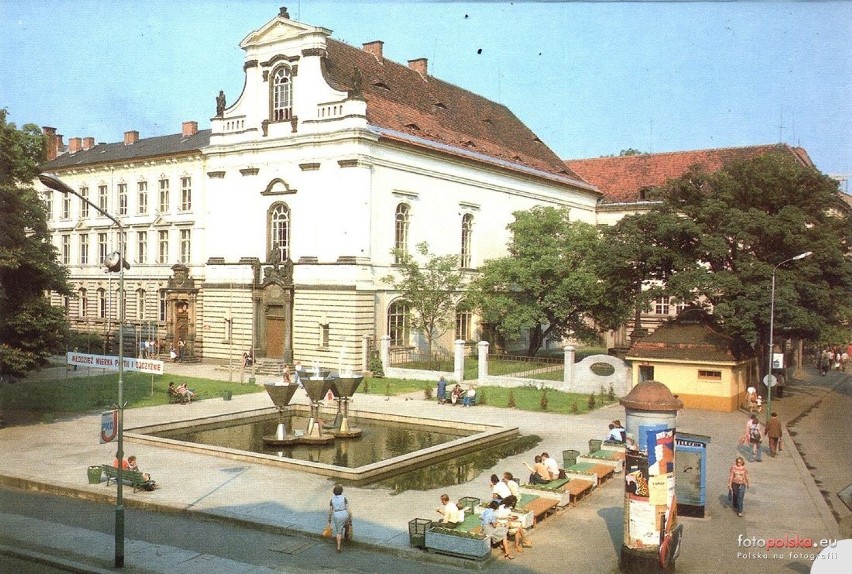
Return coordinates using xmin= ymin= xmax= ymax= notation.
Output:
xmin=765 ymin=412 xmax=783 ymax=457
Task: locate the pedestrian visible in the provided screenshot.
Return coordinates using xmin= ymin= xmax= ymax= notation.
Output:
xmin=178 ymin=338 xmax=185 ymax=362
xmin=436 ymin=376 xmax=447 ymax=404
xmin=293 ymin=360 xmax=303 ymax=388
xmin=774 ymin=369 xmax=785 ymax=399
xmin=765 ymin=412 xmax=783 ymax=457
xmin=728 ymin=456 xmax=750 ymax=517
xmin=746 ymin=414 xmax=762 ymax=462
xmin=326 ymin=484 xmax=351 ymax=553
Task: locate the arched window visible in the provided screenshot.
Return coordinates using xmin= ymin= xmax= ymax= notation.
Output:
xmin=455 ymin=302 xmax=473 ymax=341
xmin=387 ymin=300 xmax=410 ymax=347
xmin=460 ymin=213 xmax=473 ymax=268
xmin=97 ymin=288 xmax=106 ymax=319
xmin=267 ymin=203 xmax=290 ymax=261
xmin=394 ymin=203 xmax=410 ymax=263
xmin=271 ymin=66 xmax=293 ymax=122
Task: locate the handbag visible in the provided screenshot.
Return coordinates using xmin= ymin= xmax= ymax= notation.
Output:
xmin=727 ymin=487 xmax=733 ymax=503
xmin=322 ymin=524 xmax=332 ymax=538
xmin=344 ymin=521 xmax=353 ymax=540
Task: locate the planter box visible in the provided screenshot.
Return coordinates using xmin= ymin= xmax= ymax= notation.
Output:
xmin=408 ymin=518 xmax=432 ymax=549
xmin=425 ymin=528 xmax=490 ymax=560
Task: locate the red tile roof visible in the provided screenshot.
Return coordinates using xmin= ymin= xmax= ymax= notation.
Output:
xmin=565 ymin=144 xmax=814 ymax=204
xmin=324 ymin=40 xmax=588 ymax=186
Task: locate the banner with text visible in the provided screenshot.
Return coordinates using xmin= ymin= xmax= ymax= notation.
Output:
xmin=67 ymin=352 xmax=164 ymax=375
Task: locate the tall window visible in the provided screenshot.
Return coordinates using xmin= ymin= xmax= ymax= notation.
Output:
xmin=268 ymin=203 xmax=290 ymax=261
xmin=43 ymin=192 xmax=52 ymax=220
xmin=136 ymin=289 xmax=146 ymax=320
xmin=79 ymin=288 xmax=88 ymax=317
xmin=159 ymin=290 xmax=167 ymax=321
xmin=137 ymin=231 xmax=147 ymax=264
xmin=387 ymin=301 xmax=410 ymax=347
xmin=98 ymin=185 xmax=108 ymax=212
xmin=61 ymin=234 xmax=70 ymax=264
xmin=118 ymin=183 xmax=128 ymax=215
xmin=455 ymin=305 xmax=472 ymax=341
xmin=180 ymin=177 xmax=192 ymax=211
xmin=654 ymin=296 xmax=670 ymax=315
xmin=158 ymin=178 xmax=169 ymax=213
xmin=673 ymin=300 xmax=688 ymax=316
xmin=394 ymin=204 xmax=410 ymax=263
xmin=62 ymin=194 xmax=71 ymax=219
xmin=158 ymin=230 xmax=169 ymax=263
xmin=460 ymin=213 xmax=473 ymax=268
xmin=179 ymin=229 xmax=191 ymax=263
xmin=137 ymin=181 xmax=148 ymax=214
xmin=97 ymin=288 xmax=106 ymax=319
xmin=272 ymin=66 xmax=293 ymax=121
xmin=79 ymin=234 xmax=89 ymax=265
xmin=98 ymin=233 xmax=108 ymax=265
xmin=319 ymin=323 xmax=330 ymax=349
xmin=80 ymin=186 xmax=89 ymax=218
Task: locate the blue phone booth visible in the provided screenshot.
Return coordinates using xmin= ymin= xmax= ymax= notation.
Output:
xmin=674 ymin=432 xmax=710 ymax=517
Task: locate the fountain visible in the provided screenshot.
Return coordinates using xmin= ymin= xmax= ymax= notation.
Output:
xmin=328 ymin=372 xmax=363 ymax=439
xmin=262 ymin=383 xmax=300 ymax=446
xmin=300 ymin=370 xmax=336 ymax=445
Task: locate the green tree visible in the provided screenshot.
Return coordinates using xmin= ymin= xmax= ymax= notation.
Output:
xmin=652 ymin=152 xmax=852 ymax=372
xmin=383 ymin=242 xmax=466 ymax=363
xmin=469 ymin=206 xmax=627 ymax=356
xmin=0 ymin=109 xmax=71 ymax=378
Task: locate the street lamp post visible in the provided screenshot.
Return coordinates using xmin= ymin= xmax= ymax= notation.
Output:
xmin=39 ymin=173 xmax=129 ymax=568
xmin=766 ymin=251 xmax=812 ymax=424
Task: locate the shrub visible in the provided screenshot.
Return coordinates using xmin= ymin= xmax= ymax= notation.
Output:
xmin=507 ymin=389 xmax=516 ymax=408
xmin=571 ymin=401 xmax=579 ymax=414
xmin=608 ymin=383 xmax=615 ymax=401
xmin=369 ymin=351 xmax=385 ymax=378
xmin=424 ymin=384 xmax=433 ymax=400
xmin=385 ymin=382 xmax=391 ymax=396
xmin=540 ymin=389 xmax=549 ymax=411
xmin=599 ymin=385 xmax=606 ymax=402
xmin=478 ymin=390 xmax=486 ymax=405
xmin=588 ymin=392 xmax=596 ymax=410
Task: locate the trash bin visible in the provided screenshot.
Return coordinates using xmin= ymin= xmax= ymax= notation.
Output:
xmin=588 ymin=439 xmax=602 ymax=453
xmin=87 ymin=465 xmax=102 ymax=484
xmin=223 ymin=390 xmax=233 ymax=401
xmin=563 ymin=449 xmax=580 ymax=468
xmin=458 ymin=497 xmax=480 ymax=516
xmin=408 ymin=518 xmax=432 ymax=549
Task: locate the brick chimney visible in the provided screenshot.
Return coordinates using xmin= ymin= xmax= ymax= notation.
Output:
xmin=362 ymin=41 xmax=384 ymax=63
xmin=182 ymin=121 xmax=198 ymax=137
xmin=124 ymin=131 xmax=139 ymax=145
xmin=408 ymin=58 xmax=428 ymax=79
xmin=43 ymin=126 xmax=59 ymax=161
xmin=68 ymin=137 xmax=82 ymax=154
xmin=82 ymin=137 xmax=95 ymax=150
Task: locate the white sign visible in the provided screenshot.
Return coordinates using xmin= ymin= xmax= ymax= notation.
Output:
xmin=67 ymin=352 xmax=164 ymax=375
xmin=771 ymin=352 xmax=784 ymax=370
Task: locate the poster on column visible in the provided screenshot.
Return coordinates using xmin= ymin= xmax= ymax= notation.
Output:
xmin=647 ymin=428 xmax=675 ymax=476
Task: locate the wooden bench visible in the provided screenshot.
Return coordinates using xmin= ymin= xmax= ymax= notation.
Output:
xmin=168 ymin=387 xmax=186 ymax=404
xmin=521 ymin=497 xmax=559 ymax=525
xmin=562 ymin=479 xmax=594 ymax=506
xmin=101 ymin=465 xmax=155 ymax=493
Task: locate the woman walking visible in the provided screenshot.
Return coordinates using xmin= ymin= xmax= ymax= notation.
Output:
xmin=327 ymin=484 xmax=351 ymax=553
xmin=728 ymin=456 xmax=750 ymax=517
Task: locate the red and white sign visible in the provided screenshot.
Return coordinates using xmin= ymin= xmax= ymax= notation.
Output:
xmin=100 ymin=410 xmax=118 ymax=444
xmin=67 ymin=352 xmax=164 ymax=375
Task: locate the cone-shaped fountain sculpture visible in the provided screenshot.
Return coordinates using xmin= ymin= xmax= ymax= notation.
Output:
xmin=262 ymin=383 xmax=300 ymax=446
xmin=300 ymin=371 xmax=336 ymax=445
xmin=329 ymin=373 xmax=363 ymax=438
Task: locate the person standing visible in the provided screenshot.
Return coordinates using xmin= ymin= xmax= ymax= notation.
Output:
xmin=746 ymin=414 xmax=762 ymax=462
xmin=326 ymin=484 xmax=351 ymax=553
xmin=728 ymin=456 xmax=750 ymax=517
xmin=436 ymin=376 xmax=447 ymax=405
xmin=765 ymin=412 xmax=783 ymax=457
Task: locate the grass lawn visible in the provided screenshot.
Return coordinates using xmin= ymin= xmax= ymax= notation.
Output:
xmin=475 ymin=385 xmax=617 ymax=414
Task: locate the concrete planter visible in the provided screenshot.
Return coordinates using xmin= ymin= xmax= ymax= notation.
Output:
xmin=425 ymin=528 xmax=490 ymax=559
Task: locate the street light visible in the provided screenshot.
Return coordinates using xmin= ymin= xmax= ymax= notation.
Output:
xmin=766 ymin=250 xmax=812 ymax=424
xmin=39 ymin=173 xmax=129 ymax=568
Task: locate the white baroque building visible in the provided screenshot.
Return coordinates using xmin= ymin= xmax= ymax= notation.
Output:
xmin=39 ymin=8 xmax=600 ymax=370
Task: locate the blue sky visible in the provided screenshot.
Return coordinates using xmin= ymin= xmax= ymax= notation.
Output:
xmin=2 ymin=1 xmax=850 ymax=183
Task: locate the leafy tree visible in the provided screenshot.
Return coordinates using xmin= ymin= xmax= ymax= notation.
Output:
xmin=469 ymin=206 xmax=628 ymax=356
xmin=651 ymin=152 xmax=852 ymax=373
xmin=0 ymin=109 xmax=71 ymax=378
xmin=383 ymin=242 xmax=466 ymax=362
xmin=619 ymin=148 xmax=644 ymax=156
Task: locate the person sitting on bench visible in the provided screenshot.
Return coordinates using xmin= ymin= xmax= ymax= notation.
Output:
xmin=436 ymin=494 xmax=464 ymax=526
xmin=127 ymin=455 xmax=157 ymax=490
xmin=524 ymin=455 xmax=553 ymax=484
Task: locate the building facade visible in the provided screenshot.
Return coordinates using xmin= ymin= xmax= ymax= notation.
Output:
xmin=40 ymin=8 xmax=600 ymax=370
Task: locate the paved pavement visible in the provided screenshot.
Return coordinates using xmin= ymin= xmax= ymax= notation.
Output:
xmin=0 ymin=360 xmax=848 ymax=573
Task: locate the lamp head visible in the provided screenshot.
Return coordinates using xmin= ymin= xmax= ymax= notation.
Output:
xmin=38 ymin=173 xmax=73 ymax=195
xmin=792 ymin=251 xmax=813 ymax=261
xmin=105 ymin=251 xmax=130 ymax=273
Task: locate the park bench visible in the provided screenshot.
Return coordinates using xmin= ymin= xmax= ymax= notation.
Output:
xmin=168 ymin=386 xmax=186 ymax=404
xmin=101 ymin=465 xmax=155 ymax=493
xmin=562 ymin=479 xmax=594 ymax=506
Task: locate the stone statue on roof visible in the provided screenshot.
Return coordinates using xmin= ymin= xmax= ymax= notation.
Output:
xmin=216 ymin=90 xmax=226 ymax=117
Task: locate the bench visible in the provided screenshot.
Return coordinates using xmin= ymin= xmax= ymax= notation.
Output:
xmin=562 ymin=479 xmax=594 ymax=506
xmin=520 ymin=497 xmax=559 ymax=525
xmin=168 ymin=387 xmax=187 ymax=404
xmin=101 ymin=465 xmax=155 ymax=493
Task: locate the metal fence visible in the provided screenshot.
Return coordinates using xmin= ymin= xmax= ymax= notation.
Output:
xmin=388 ymin=347 xmax=454 ymax=371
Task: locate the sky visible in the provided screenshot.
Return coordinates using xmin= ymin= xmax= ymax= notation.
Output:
xmin=2 ymin=1 xmax=850 ymax=186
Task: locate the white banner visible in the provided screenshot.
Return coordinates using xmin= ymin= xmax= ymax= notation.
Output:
xmin=67 ymin=352 xmax=164 ymax=375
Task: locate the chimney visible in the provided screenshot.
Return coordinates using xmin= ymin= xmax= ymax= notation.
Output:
xmin=362 ymin=40 xmax=384 ymax=63
xmin=69 ymin=137 xmax=82 ymax=154
xmin=408 ymin=58 xmax=428 ymax=79
xmin=124 ymin=130 xmax=139 ymax=145
xmin=43 ymin=126 xmax=59 ymax=161
xmin=182 ymin=121 xmax=198 ymax=137
xmin=82 ymin=137 xmax=95 ymax=150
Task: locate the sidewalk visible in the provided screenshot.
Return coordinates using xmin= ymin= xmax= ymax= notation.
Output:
xmin=0 ymin=361 xmax=847 ymax=573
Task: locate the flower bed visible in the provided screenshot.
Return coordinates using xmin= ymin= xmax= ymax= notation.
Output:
xmin=425 ymin=527 xmax=490 ymax=559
